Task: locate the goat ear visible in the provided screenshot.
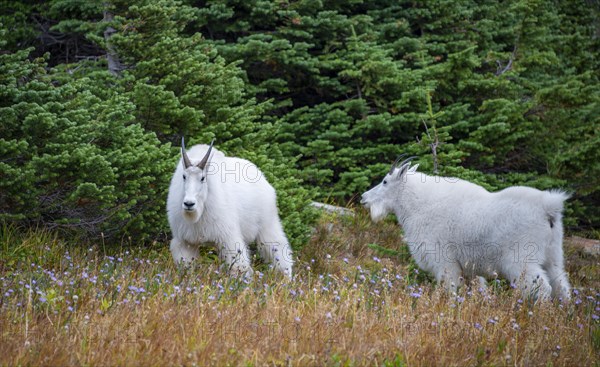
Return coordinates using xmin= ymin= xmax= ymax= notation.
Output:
xmin=397 ymin=163 xmax=410 ymax=177
xmin=397 ymin=162 xmax=419 ymax=177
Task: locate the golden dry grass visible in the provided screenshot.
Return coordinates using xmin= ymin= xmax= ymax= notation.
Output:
xmin=0 ymin=214 xmax=598 ymax=366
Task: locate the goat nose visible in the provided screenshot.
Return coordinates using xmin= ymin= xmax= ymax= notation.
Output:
xmin=183 ymin=201 xmax=195 ymax=209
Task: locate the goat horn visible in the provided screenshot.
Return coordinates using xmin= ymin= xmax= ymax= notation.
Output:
xmin=388 ymin=153 xmax=407 ymax=175
xmin=181 ymin=137 xmax=192 ymax=169
xmin=197 ymin=139 xmax=215 ymax=170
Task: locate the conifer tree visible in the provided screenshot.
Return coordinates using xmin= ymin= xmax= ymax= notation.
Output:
xmin=190 ymin=0 xmax=599 ymax=228
xmin=0 ymin=0 xmax=316 ymax=245
xmin=1 ymin=0 xmax=598 ymax=234
xmin=0 ymin=30 xmax=172 ymax=239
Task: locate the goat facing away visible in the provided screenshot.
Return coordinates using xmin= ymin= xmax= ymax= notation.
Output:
xmin=361 ymin=156 xmax=571 ymax=301
xmin=167 ymin=138 xmax=293 ymax=278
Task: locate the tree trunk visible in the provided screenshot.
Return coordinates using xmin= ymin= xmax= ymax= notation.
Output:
xmin=103 ymin=6 xmax=122 ymax=76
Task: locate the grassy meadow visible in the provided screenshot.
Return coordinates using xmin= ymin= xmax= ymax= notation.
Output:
xmin=1 ymin=212 xmax=599 ymax=366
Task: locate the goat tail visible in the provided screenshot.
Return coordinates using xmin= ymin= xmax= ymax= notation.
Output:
xmin=543 ymin=190 xmax=570 ymax=230
xmin=542 ymin=190 xmax=572 ymax=299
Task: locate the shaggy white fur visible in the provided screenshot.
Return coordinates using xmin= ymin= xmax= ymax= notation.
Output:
xmin=167 ymin=140 xmax=293 ymax=278
xmin=361 ymin=159 xmax=571 ymax=300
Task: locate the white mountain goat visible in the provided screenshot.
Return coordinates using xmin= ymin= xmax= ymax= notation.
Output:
xmin=361 ymin=156 xmax=571 ymax=300
xmin=167 ymin=138 xmax=293 ymax=278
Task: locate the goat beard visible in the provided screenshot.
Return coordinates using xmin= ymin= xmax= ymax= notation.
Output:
xmin=368 ymin=202 xmax=390 ymax=223
xmin=182 ymin=207 xmax=202 ymax=223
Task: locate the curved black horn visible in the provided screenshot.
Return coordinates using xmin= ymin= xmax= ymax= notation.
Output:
xmin=181 ymin=137 xmax=192 ymax=169
xmin=388 ymin=153 xmax=407 ymax=175
xmin=197 ymin=139 xmax=215 ymax=170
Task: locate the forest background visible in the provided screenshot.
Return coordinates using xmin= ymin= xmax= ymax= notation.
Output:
xmin=1 ymin=2 xmax=599 ymax=365
xmin=1 ymin=0 xmax=599 ymax=246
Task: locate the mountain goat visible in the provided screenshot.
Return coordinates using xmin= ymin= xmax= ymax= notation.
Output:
xmin=361 ymin=156 xmax=571 ymax=300
xmin=167 ymin=138 xmax=293 ymax=278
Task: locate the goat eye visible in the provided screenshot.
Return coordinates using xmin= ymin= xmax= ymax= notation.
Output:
xmin=201 ymin=176 xmax=205 ymax=182
xmin=383 ymin=180 xmax=387 ymax=185
xmin=183 ymin=175 xmax=186 ymax=180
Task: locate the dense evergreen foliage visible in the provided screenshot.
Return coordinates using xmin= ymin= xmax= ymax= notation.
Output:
xmin=0 ymin=0 xmax=315 ymax=245
xmin=192 ymin=0 xmax=600 ymax=228
xmin=1 ymin=0 xmax=598 ymax=244
xmin=0 ymin=41 xmax=172 ymax=239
